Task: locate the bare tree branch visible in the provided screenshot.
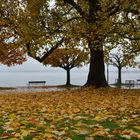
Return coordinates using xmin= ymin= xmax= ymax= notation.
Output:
xmin=64 ymin=0 xmax=88 ymax=20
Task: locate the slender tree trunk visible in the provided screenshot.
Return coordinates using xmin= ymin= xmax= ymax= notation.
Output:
xmin=117 ymin=67 xmax=122 ymax=85
xmin=85 ymin=47 xmax=108 ymax=88
xmin=66 ymin=68 xmax=71 ymax=85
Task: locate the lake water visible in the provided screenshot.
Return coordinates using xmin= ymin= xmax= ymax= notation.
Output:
xmin=0 ymin=69 xmax=140 ymax=87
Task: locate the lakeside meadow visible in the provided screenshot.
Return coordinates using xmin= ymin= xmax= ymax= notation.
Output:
xmin=0 ymin=87 xmax=140 ymax=140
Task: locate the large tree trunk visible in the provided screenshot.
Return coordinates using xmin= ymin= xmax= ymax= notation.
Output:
xmin=85 ymin=48 xmax=108 ymax=88
xmin=117 ymin=67 xmax=122 ymax=85
xmin=84 ymin=0 xmax=108 ymax=88
xmin=66 ymin=68 xmax=71 ymax=85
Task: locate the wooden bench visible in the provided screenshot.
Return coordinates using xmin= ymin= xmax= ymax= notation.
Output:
xmin=125 ymin=80 xmax=135 ymax=85
xmin=28 ymin=81 xmax=46 ymax=86
xmin=136 ymin=79 xmax=140 ymax=85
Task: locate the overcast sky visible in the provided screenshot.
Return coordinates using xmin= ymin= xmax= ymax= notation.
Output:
xmin=0 ymin=56 xmax=90 ymax=72
xmin=0 ymin=57 xmax=48 ymax=72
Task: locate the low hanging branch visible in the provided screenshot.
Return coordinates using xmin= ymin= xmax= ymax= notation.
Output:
xmin=27 ymin=37 xmax=64 ymax=63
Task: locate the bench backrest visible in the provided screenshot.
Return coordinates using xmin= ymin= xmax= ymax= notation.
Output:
xmin=28 ymin=81 xmax=46 ymax=86
xmin=28 ymin=81 xmax=46 ymax=84
xmin=125 ymin=80 xmax=135 ymax=84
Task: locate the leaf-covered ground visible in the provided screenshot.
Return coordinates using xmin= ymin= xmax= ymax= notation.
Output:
xmin=0 ymin=87 xmax=140 ymax=140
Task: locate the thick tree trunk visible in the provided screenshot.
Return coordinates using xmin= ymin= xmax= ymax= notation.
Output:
xmin=117 ymin=67 xmax=122 ymax=85
xmin=66 ymin=69 xmax=71 ymax=85
xmin=85 ymin=48 xmax=108 ymax=88
xmin=84 ymin=0 xmax=108 ymax=88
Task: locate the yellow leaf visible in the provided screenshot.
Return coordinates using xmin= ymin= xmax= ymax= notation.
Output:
xmin=43 ymin=133 xmax=55 ymax=138
xmin=94 ymin=116 xmax=102 ymax=121
xmin=14 ymin=133 xmax=21 ymax=137
xmin=73 ymin=108 xmax=80 ymax=113
xmin=137 ymin=134 xmax=140 ymax=139
xmin=9 ymin=113 xmax=16 ymax=119
xmin=32 ymin=138 xmax=39 ymax=140
xmin=20 ymin=129 xmax=29 ymax=136
xmin=134 ymin=126 xmax=140 ymax=130
xmin=9 ymin=138 xmax=19 ymax=140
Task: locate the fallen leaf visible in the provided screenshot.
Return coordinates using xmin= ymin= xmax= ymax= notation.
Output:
xmin=134 ymin=126 xmax=140 ymax=130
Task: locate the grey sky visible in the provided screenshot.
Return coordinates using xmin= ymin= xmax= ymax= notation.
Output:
xmin=0 ymin=57 xmax=89 ymax=72
xmin=0 ymin=57 xmax=47 ymax=72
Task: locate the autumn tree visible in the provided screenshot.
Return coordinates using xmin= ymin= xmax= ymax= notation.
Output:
xmin=104 ymin=34 xmax=139 ymax=85
xmin=109 ymin=53 xmax=137 ymax=85
xmin=0 ymin=0 xmax=26 ymax=66
xmin=1 ymin=0 xmax=140 ymax=88
xmin=0 ymin=45 xmax=26 ymax=66
xmin=43 ymin=47 xmax=88 ymax=85
xmin=0 ymin=27 xmax=26 ymax=66
xmin=23 ymin=0 xmax=140 ymax=88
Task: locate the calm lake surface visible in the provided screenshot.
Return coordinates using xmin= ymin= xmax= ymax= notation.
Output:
xmin=0 ymin=69 xmax=140 ymax=87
